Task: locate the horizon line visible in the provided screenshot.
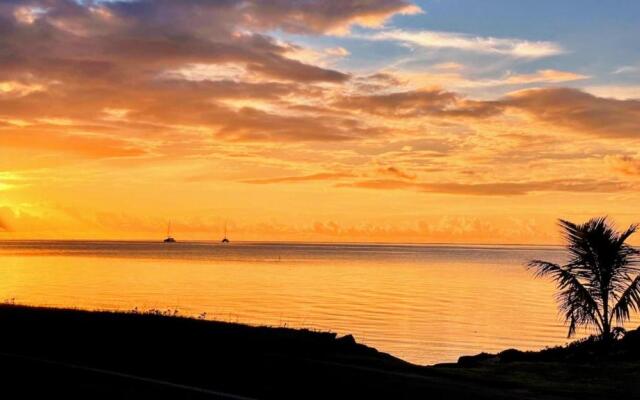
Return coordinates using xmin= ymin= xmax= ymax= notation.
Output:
xmin=0 ymin=237 xmax=564 ymax=248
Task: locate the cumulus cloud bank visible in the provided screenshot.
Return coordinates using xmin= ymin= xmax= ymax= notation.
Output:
xmin=1 ymin=0 xmax=638 ymax=244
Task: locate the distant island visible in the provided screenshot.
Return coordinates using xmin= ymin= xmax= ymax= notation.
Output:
xmin=0 ymin=304 xmax=637 ymax=399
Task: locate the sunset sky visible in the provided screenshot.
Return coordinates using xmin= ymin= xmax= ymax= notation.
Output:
xmin=1 ymin=0 xmax=640 ymax=243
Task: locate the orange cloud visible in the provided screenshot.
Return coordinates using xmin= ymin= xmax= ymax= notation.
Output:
xmin=502 ymin=69 xmax=589 ymax=84
xmin=371 ymin=29 xmax=563 ymax=58
xmin=335 ymin=89 xmax=501 ymax=118
xmin=340 ymin=178 xmax=632 ymax=196
xmin=240 ymin=1 xmax=422 ymax=34
xmin=377 ymin=166 xmax=416 ymax=180
xmin=335 ymin=87 xmax=640 ymax=139
xmin=605 ymin=155 xmax=640 ymax=176
xmin=0 ymin=2 xmax=351 ymax=85
xmin=215 ymin=107 xmax=384 ymax=142
xmin=503 ymin=88 xmax=640 ymax=138
xmin=0 ymin=129 xmax=146 ymax=158
xmin=244 ymin=172 xmax=356 ymax=184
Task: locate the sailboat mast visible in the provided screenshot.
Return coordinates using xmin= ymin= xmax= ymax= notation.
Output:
xmin=164 ymin=220 xmax=176 ymax=242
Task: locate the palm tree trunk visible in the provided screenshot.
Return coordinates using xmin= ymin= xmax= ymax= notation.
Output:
xmin=601 ymin=293 xmax=611 ymax=342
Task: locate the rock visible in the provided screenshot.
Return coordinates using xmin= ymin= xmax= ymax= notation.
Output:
xmin=498 ymin=349 xmax=526 ymax=363
xmin=457 ymin=352 xmax=497 ymax=366
xmin=337 ymin=334 xmax=356 ymax=346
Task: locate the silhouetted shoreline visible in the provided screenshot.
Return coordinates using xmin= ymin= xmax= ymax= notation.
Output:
xmin=0 ymin=305 xmax=637 ymax=399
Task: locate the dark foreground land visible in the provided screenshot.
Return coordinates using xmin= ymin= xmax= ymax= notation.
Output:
xmin=0 ymin=305 xmax=638 ymax=399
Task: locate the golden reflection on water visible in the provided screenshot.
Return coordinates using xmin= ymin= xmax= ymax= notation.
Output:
xmin=0 ymin=243 xmax=636 ymax=365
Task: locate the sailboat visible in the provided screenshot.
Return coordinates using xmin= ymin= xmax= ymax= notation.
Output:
xmin=164 ymin=221 xmax=176 ymax=243
xmin=221 ymin=223 xmax=230 ymax=244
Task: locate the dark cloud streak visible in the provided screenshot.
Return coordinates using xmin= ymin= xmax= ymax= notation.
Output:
xmin=337 ymin=87 xmax=640 ymax=138
xmin=339 ymin=178 xmax=632 ymax=196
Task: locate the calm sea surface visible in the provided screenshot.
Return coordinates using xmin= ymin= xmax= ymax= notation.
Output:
xmin=1 ymin=240 xmax=637 ymax=364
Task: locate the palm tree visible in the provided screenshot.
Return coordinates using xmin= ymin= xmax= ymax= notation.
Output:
xmin=528 ymin=217 xmax=640 ymax=340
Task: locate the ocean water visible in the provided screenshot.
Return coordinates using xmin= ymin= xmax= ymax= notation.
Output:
xmin=0 ymin=240 xmax=636 ymax=364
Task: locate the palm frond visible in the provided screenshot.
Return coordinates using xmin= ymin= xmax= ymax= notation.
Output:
xmin=560 ymin=218 xmax=639 ymax=299
xmin=558 ymin=219 xmax=601 ymax=280
xmin=611 ymin=275 xmax=640 ymax=325
xmin=616 ymin=224 xmax=639 ymax=247
xmin=527 ymin=260 xmax=602 ymax=337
